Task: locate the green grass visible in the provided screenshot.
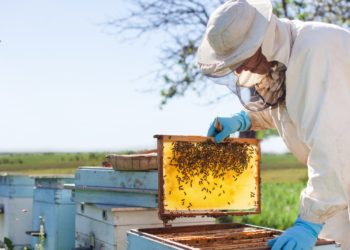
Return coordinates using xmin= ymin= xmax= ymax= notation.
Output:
xmin=0 ymin=153 xmax=307 ymax=230
xmin=260 ymin=154 xmax=306 ymax=170
xmin=218 ymin=183 xmax=305 ymax=230
xmin=0 ymin=153 xmax=308 ymax=184
xmin=0 ymin=151 xmax=140 ymax=174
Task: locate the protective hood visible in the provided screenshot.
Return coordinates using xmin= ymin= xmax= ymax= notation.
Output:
xmin=198 ymin=4 xmax=293 ymax=111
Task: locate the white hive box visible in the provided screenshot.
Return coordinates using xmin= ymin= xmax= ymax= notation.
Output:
xmin=75 ymin=203 xmax=215 ymax=250
xmin=0 ymin=173 xmax=34 ymax=250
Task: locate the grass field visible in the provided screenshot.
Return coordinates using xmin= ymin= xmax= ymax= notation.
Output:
xmin=0 ymin=152 xmax=308 ymax=182
xmin=0 ymin=152 xmax=307 ymax=230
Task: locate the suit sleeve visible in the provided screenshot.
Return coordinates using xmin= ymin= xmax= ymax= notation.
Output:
xmin=243 ymin=101 xmax=276 ymax=131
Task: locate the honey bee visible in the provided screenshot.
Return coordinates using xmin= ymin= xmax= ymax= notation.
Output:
xmin=212 ymin=187 xmax=215 ymax=190
xmin=228 ymin=202 xmax=230 ymax=205
xmin=204 ymin=197 xmax=206 ymax=200
xmin=169 ymin=191 xmax=171 ymax=195
xmin=220 ymin=185 xmax=222 ymax=188
xmin=184 ymin=192 xmax=187 ymax=195
xmin=223 ymin=190 xmax=225 ymax=194
xmin=219 ymin=193 xmax=221 ymax=196
xmin=181 ymin=199 xmax=185 ymax=201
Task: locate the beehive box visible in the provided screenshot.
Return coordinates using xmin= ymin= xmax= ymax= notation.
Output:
xmin=65 ymin=167 xmax=159 ymax=207
xmin=127 ymin=223 xmax=338 ymax=250
xmin=0 ymin=173 xmax=34 ymax=250
xmin=154 ymin=135 xmax=261 ymax=220
xmin=28 ymin=175 xmax=75 ymax=250
xmin=75 ymin=203 xmax=215 ymax=250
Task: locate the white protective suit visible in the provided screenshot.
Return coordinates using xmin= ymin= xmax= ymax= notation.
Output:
xmin=244 ymin=15 xmax=350 ymax=247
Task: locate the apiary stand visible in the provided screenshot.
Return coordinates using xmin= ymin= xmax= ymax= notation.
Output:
xmin=0 ymin=173 xmax=34 ymax=250
xmin=126 ymin=223 xmax=339 ymax=250
xmin=28 ymin=175 xmax=75 ymax=250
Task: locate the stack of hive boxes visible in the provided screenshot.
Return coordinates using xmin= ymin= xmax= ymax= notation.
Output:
xmin=65 ymin=165 xmax=215 ymax=250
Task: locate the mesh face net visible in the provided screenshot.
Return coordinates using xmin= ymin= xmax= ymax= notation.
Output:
xmin=207 ymin=61 xmax=286 ymax=111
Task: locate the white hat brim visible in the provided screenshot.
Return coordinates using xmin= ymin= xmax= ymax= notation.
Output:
xmin=197 ymin=0 xmax=272 ymax=77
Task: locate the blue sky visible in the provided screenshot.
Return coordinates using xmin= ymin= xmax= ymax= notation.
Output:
xmin=0 ymin=0 xmax=288 ymax=154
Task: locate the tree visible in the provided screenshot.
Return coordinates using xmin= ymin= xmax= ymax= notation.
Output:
xmin=108 ymin=0 xmax=350 ymax=105
xmin=107 ymin=0 xmax=350 ymax=138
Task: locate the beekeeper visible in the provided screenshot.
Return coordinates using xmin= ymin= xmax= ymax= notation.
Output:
xmin=198 ymin=0 xmax=350 ymax=249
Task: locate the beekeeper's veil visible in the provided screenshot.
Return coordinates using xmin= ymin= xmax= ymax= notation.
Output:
xmin=197 ymin=0 xmax=291 ymax=111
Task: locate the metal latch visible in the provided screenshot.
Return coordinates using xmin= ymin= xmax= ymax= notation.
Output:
xmin=72 ymin=232 xmax=95 ymax=250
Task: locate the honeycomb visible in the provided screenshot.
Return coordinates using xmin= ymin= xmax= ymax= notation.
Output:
xmin=162 ymin=140 xmax=259 ymax=212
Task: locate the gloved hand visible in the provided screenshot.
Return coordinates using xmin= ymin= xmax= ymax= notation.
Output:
xmin=268 ymin=215 xmax=324 ymax=250
xmin=207 ymin=110 xmax=251 ymax=143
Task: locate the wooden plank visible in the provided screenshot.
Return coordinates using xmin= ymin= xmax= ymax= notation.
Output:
xmin=137 ymin=222 xmax=247 ymax=235
xmin=71 ymin=189 xmax=158 ymax=207
xmin=191 ymin=237 xmax=275 ymax=248
xmin=158 ymin=227 xmax=271 ymax=238
xmin=64 ymin=184 xmax=158 ymax=194
xmin=153 ymin=135 xmax=260 ymax=146
xmin=75 ymin=167 xmax=158 ymax=190
xmin=157 ymin=136 xmax=164 ymax=215
xmin=170 ymin=231 xmax=275 ymax=244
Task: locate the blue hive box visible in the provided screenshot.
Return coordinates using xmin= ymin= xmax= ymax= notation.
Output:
xmin=0 ymin=173 xmax=34 ymax=250
xmin=65 ymin=167 xmax=158 ymax=207
xmin=28 ymin=175 xmax=75 ymax=250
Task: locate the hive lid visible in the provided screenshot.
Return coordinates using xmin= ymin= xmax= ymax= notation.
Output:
xmin=154 ymin=135 xmax=261 ymax=221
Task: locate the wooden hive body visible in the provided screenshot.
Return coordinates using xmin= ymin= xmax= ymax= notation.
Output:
xmin=127 ymin=223 xmax=338 ymax=250
xmin=0 ymin=173 xmax=34 ymax=250
xmin=30 ymin=175 xmax=76 ymax=250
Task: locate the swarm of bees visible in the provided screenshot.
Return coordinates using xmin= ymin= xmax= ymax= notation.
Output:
xmin=164 ymin=139 xmax=257 ymax=212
